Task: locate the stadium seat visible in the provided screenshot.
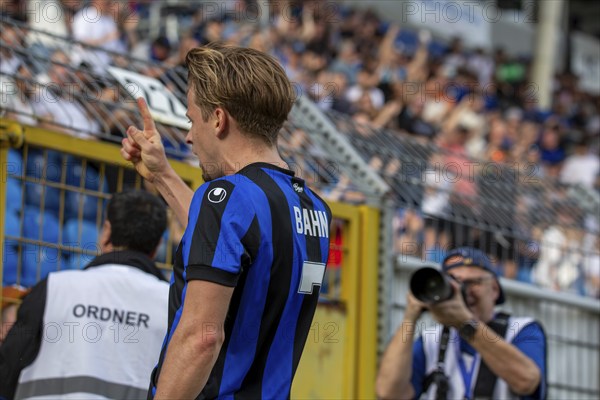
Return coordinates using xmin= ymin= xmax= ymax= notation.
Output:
xmin=7 ymin=148 xmax=23 ymax=176
xmin=2 ymin=241 xmax=20 ymax=286
xmin=65 ymin=158 xmax=103 ymax=190
xmin=163 ymin=139 xmax=191 ymax=161
xmin=22 ymin=206 xmax=60 ymax=244
xmin=64 ymin=158 xmax=108 ymax=221
xmin=24 ymin=182 xmax=61 ymax=215
xmin=62 ymin=219 xmax=100 ymax=269
xmin=6 ymin=178 xmax=23 ymax=213
xmin=63 ymin=219 xmax=98 ymax=251
xmin=428 ymin=40 xmax=448 ymax=59
xmin=21 ymin=244 xmax=60 ymax=287
xmin=154 ymin=229 xmax=170 ymax=263
xmin=3 ymin=211 xmax=21 ymax=286
xmin=395 ymin=29 xmax=419 ymax=55
xmin=64 ymin=192 xmax=106 ymax=222
xmin=4 ymin=208 xmax=20 ymax=238
xmin=25 ymin=148 xmax=62 ymax=182
xmin=63 ymin=252 xmax=96 ymax=270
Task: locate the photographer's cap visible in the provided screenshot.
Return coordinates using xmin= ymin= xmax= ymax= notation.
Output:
xmin=442 ymin=247 xmax=505 ymax=305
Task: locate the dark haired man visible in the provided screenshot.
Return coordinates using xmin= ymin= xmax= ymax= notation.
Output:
xmin=377 ymin=247 xmax=547 ymax=400
xmin=0 ymin=190 xmax=169 ymax=399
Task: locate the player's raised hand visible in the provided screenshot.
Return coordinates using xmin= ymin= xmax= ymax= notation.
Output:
xmin=120 ymin=97 xmax=169 ymax=182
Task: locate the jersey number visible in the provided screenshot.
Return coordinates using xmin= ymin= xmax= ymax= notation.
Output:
xmin=298 ymin=261 xmax=326 ymax=294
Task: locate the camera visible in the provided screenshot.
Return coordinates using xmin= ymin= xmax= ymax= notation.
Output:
xmin=409 ymin=267 xmax=467 ymax=304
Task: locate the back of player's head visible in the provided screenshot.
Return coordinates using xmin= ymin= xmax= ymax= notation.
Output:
xmin=106 ymin=189 xmax=167 ymax=255
xmin=185 ymin=42 xmax=295 ymax=146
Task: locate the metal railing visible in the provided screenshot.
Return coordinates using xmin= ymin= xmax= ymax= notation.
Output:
xmin=326 ymin=109 xmax=600 ymax=295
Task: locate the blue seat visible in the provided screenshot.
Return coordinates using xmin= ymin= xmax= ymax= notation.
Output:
xmin=62 ymin=219 xmax=100 ymax=270
xmin=24 ymin=149 xmax=64 ymax=215
xmin=2 ymin=240 xmax=20 ymax=286
xmin=7 ymin=148 xmax=23 ymax=177
xmin=4 ymin=208 xmax=20 ymax=238
xmin=22 ymin=207 xmax=60 ymax=244
xmin=65 ymin=192 xmax=106 ymax=222
xmin=154 ymin=229 xmax=170 ymax=263
xmin=25 ymin=148 xmax=62 ymax=182
xmin=428 ymin=40 xmax=448 ymax=59
xmin=64 ymin=158 xmax=108 ymax=221
xmin=21 ymin=244 xmax=60 ymax=287
xmin=24 ymin=182 xmax=61 ymax=215
xmin=163 ymin=139 xmax=191 ymax=161
xmin=63 ymin=253 xmax=95 ymax=270
xmin=3 ymin=210 xmax=21 ymax=285
xmin=395 ymin=29 xmax=419 ymax=55
xmin=62 ymin=219 xmax=100 ymax=261
xmin=6 ymin=178 xmax=23 ymax=213
xmin=65 ymin=158 xmax=103 ymax=190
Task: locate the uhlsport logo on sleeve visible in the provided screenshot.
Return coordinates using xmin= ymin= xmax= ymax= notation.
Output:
xmin=208 ymin=187 xmax=228 ymax=203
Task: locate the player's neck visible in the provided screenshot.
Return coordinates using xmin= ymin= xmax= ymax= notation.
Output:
xmin=221 ymin=144 xmax=288 ymax=175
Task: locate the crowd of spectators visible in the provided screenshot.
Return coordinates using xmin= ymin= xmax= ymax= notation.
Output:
xmin=1 ymin=0 xmax=599 ymax=297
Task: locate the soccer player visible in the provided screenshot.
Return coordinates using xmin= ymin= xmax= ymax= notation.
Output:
xmin=121 ymin=43 xmax=332 ymax=399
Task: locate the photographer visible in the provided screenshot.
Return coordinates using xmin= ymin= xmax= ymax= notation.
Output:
xmin=376 ymin=247 xmax=547 ymax=400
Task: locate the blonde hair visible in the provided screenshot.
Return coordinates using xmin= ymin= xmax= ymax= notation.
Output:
xmin=186 ymin=43 xmax=295 ymax=145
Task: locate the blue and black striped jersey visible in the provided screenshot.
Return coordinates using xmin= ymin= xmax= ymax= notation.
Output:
xmin=150 ymin=162 xmax=332 ymax=399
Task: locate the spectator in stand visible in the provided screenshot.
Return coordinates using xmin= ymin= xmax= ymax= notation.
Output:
xmin=71 ymin=0 xmax=126 ymax=71
xmin=0 ymin=61 xmax=40 ymax=126
xmin=559 ymin=135 xmax=600 ymax=189
xmin=538 ymin=121 xmax=567 ymax=178
xmin=330 ymin=40 xmax=362 ymax=86
xmin=31 ymin=49 xmax=100 ymax=138
xmin=0 ymin=24 xmax=25 ymax=75
xmin=533 ymin=203 xmax=584 ymax=293
xmin=582 ymin=235 xmax=600 ymax=298
xmin=346 ymin=68 xmax=386 ymax=111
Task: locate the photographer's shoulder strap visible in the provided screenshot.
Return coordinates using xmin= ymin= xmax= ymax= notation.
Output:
xmin=473 ymin=312 xmax=510 ymax=398
xmin=423 ymin=326 xmax=451 ymax=399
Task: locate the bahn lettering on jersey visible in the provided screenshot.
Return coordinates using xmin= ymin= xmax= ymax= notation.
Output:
xmin=293 ymin=206 xmax=329 ymax=238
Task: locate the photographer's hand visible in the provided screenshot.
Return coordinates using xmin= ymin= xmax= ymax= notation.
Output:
xmin=405 ymin=293 xmax=427 ymax=323
xmin=428 ymin=280 xmax=474 ymax=327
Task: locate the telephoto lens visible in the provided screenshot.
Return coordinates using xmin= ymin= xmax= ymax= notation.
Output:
xmin=409 ymin=267 xmax=455 ymax=304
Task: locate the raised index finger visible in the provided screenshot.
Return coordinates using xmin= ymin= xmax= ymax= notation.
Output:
xmin=137 ymin=97 xmax=157 ymax=133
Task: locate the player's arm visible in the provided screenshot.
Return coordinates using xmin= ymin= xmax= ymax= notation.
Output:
xmin=120 ymin=97 xmax=193 ymax=226
xmin=153 ymin=280 xmax=233 ymax=399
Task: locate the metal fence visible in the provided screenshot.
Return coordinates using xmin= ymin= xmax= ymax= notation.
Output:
xmin=326 ymin=109 xmax=600 ymax=295
xmin=391 ymin=257 xmax=600 ymax=400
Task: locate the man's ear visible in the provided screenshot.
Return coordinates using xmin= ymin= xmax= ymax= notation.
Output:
xmin=213 ymin=107 xmax=228 ymax=138
xmin=99 ymin=220 xmax=112 ymax=253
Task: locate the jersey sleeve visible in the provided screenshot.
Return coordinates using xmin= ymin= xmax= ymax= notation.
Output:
xmin=512 ymin=322 xmax=547 ymax=400
xmin=183 ymin=179 xmax=259 ymax=287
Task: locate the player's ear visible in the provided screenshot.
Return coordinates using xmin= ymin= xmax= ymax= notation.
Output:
xmin=213 ymin=107 xmax=228 ymax=138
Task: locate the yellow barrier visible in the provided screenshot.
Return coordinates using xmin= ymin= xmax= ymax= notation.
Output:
xmin=292 ymin=203 xmax=380 ymax=399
